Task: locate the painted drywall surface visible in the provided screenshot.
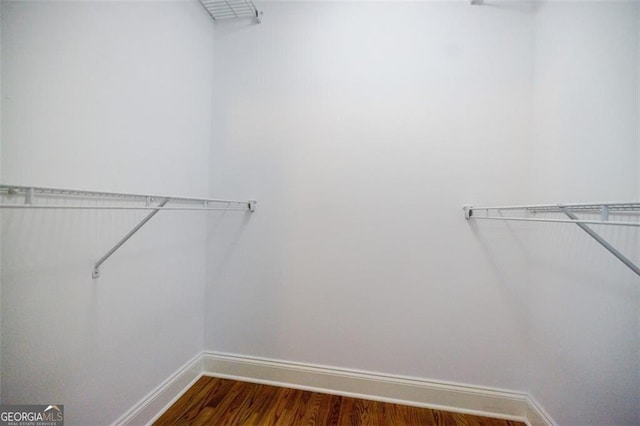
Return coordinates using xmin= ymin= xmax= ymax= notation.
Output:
xmin=1 ymin=1 xmax=212 ymax=423
xmin=528 ymin=2 xmax=639 ymax=425
xmin=206 ymin=1 xmax=534 ymax=392
xmin=0 ymin=0 xmax=3 ymax=400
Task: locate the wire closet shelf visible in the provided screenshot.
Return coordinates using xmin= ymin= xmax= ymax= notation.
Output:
xmin=199 ymin=0 xmax=262 ymax=22
xmin=463 ymin=202 xmax=640 ymax=277
xmin=0 ymin=185 xmax=256 ymax=279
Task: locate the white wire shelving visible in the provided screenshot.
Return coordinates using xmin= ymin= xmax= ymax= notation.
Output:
xmin=463 ymin=202 xmax=640 ymax=277
xmin=0 ymin=185 xmax=256 ymax=279
xmin=199 ymin=0 xmax=262 ymax=23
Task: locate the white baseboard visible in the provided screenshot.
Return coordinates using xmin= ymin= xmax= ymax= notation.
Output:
xmin=113 ymin=353 xmax=203 ymax=426
xmin=115 ymin=351 xmax=554 ymax=426
xmin=202 ymin=351 xmax=539 ymax=424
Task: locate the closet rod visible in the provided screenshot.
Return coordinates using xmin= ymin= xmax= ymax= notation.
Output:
xmin=0 ymin=184 xmax=257 ymax=278
xmin=463 ymin=202 xmax=640 ymax=277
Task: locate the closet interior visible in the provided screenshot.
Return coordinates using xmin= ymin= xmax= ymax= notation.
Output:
xmin=1 ymin=0 xmax=638 ymax=425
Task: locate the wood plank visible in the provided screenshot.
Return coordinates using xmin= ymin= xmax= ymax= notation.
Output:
xmin=297 ymin=392 xmax=326 ymax=426
xmin=153 ymin=376 xmax=221 ymax=426
xmin=153 ymin=377 xmax=526 ymax=426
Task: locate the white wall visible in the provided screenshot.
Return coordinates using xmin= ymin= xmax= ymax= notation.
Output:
xmin=206 ymin=1 xmax=640 ymax=424
xmin=1 ymin=1 xmax=214 ymax=424
xmin=527 ymin=2 xmax=639 ymax=425
xmin=206 ymin=0 xmax=534 ymax=391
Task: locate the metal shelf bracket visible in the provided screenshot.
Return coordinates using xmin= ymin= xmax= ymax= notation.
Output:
xmin=560 ymin=207 xmax=640 ymax=277
xmin=92 ymin=198 xmax=170 ymax=279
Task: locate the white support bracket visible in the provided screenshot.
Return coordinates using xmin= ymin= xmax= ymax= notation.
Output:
xmin=560 ymin=207 xmax=640 ymax=277
xmin=93 ymin=198 xmax=170 ymax=279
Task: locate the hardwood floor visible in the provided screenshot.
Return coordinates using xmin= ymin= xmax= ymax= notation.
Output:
xmin=153 ymin=376 xmax=525 ymax=426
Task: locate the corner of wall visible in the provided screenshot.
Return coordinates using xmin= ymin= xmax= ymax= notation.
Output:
xmin=1 ymin=2 xmax=215 ymax=422
xmin=528 ymin=1 xmax=640 ymax=424
xmin=525 ymin=395 xmax=556 ymax=426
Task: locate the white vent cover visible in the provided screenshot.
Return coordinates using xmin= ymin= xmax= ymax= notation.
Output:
xmin=199 ymin=0 xmax=262 ymax=22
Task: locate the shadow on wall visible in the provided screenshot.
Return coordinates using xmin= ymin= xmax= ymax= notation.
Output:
xmin=210 ymin=13 xmax=261 ymax=40
xmin=466 ymin=219 xmax=531 ymax=334
xmin=207 ymin=210 xmax=253 ymax=284
xmin=477 ymin=0 xmax=541 ymax=15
